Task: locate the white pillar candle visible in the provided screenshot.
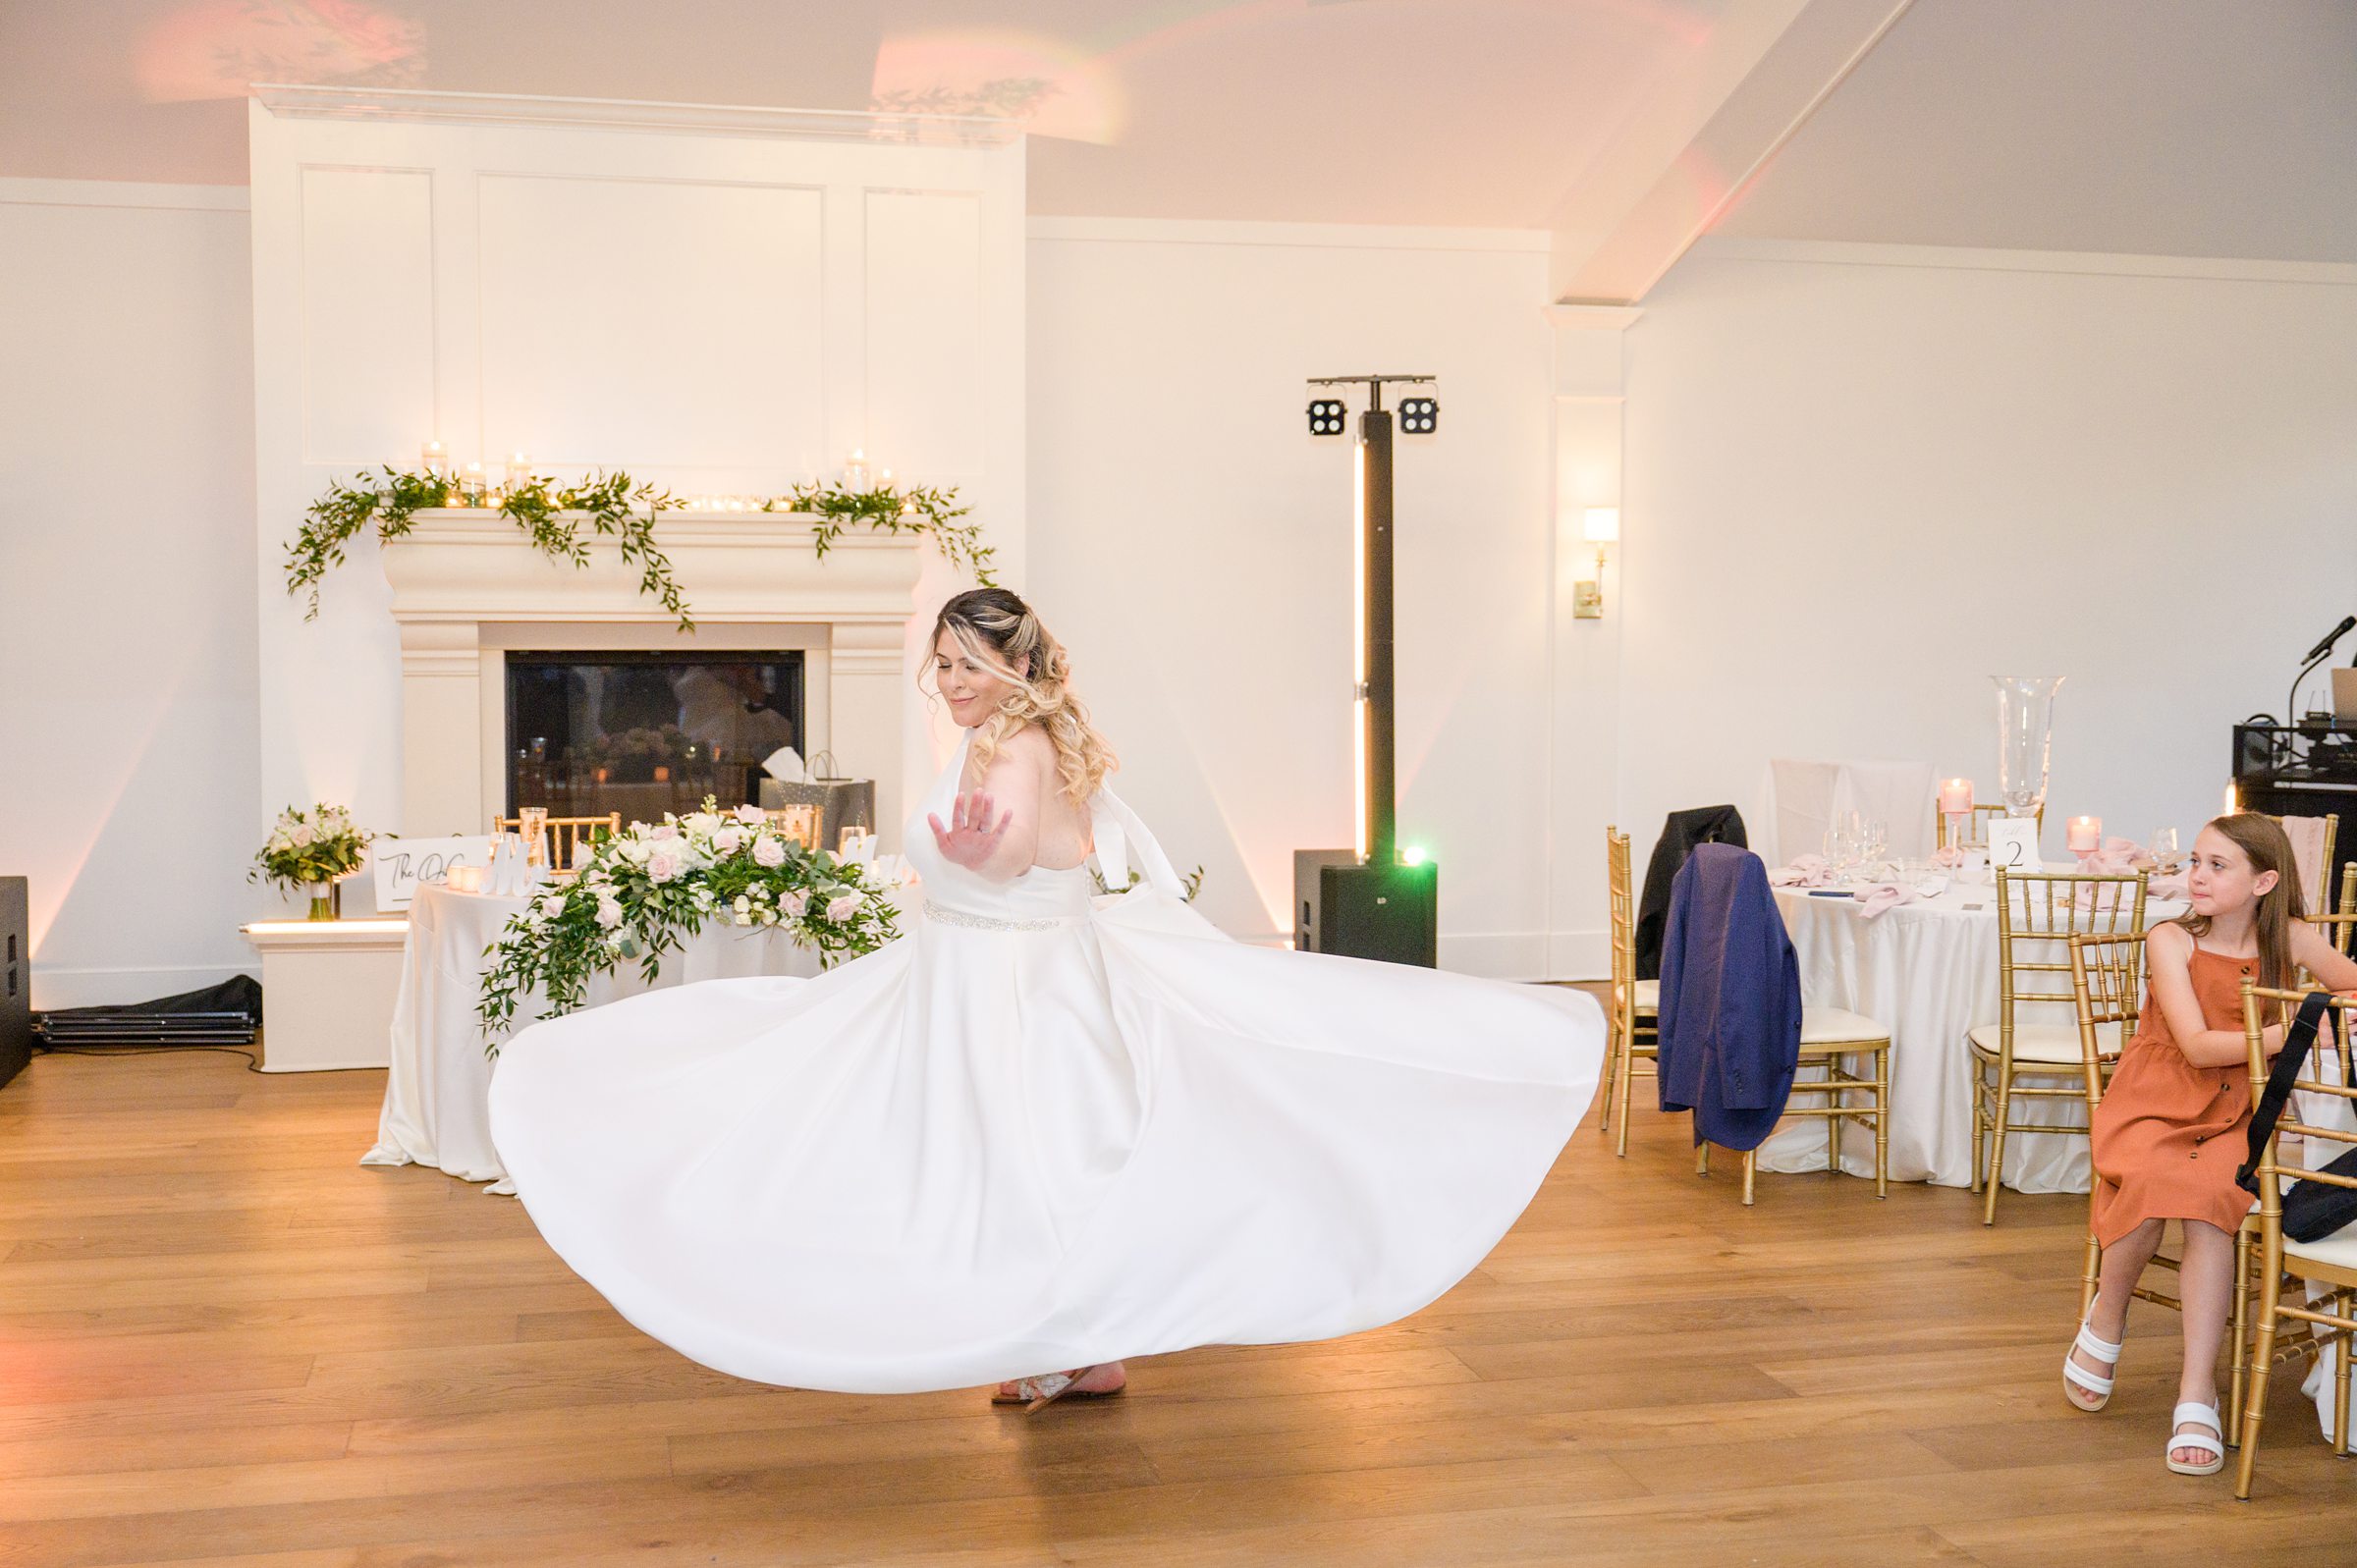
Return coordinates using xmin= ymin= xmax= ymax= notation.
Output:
xmin=1939 ymin=779 xmax=1973 ymax=816
xmin=420 ymin=438 xmax=447 ymax=475
xmin=2067 ymin=815 xmax=2102 ymax=853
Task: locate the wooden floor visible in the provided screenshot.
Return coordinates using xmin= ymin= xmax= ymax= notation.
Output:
xmin=3 ymin=1037 xmax=2353 ymax=1568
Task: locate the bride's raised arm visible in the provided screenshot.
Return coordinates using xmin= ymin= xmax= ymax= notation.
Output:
xmin=927 ymin=735 xmax=1043 ymax=882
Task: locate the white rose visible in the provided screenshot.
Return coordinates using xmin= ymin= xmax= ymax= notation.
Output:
xmin=782 ymin=888 xmax=808 ymax=918
xmin=594 ymin=897 xmax=624 ymax=929
xmin=734 ymin=803 xmax=766 ymax=827
xmin=621 ymin=839 xmax=650 ymax=865
xmin=292 ymin=825 xmax=315 ymax=846
xmin=683 ymin=812 xmax=721 ymax=837
xmin=648 ymin=824 xmax=679 ymax=841
xmin=825 ymin=892 xmax=860 ymax=923
xmin=537 ymin=894 xmax=566 ymax=919
xmin=712 ymin=826 xmax=744 ymax=856
xmin=647 ymin=848 xmax=682 ymax=884
xmin=753 ymin=836 xmax=786 ymax=868
xmin=759 ymin=907 xmax=778 ymax=926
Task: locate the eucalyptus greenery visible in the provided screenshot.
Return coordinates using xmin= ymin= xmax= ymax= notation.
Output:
xmin=768 ymin=479 xmax=995 ymax=583
xmin=476 ymin=801 xmax=904 ymax=1056
xmin=288 ymin=466 xmax=993 ymax=631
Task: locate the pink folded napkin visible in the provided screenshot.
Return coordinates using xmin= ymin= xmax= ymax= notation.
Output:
xmin=2148 ymin=870 xmax=2189 ymax=901
xmin=1855 ymin=882 xmax=1923 ymax=920
xmin=2073 ymin=837 xmax=2158 ymax=876
xmin=1770 ymin=854 xmax=1836 ymax=889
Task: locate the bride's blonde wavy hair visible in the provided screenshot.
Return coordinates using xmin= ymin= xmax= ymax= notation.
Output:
xmin=923 ymin=588 xmax=1117 ymax=806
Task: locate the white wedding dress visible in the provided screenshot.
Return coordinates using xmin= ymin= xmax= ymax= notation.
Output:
xmin=487 ymin=728 xmax=1604 ymax=1393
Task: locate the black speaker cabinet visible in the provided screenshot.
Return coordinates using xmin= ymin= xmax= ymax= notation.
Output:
xmin=1293 ymin=850 xmax=1438 ymax=968
xmin=0 ymin=878 xmax=27 ymax=1091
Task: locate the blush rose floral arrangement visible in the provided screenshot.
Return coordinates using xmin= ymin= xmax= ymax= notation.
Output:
xmin=475 ymin=800 xmax=903 ymax=1054
xmin=250 ymin=802 xmax=376 ymax=920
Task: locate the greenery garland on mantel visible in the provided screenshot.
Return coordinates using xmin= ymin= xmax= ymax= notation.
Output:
xmin=286 ymin=467 xmax=994 ymax=631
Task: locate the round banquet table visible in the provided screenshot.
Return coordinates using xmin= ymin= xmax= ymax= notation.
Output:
xmin=361 ymin=882 xmax=833 ymax=1192
xmin=1757 ymin=874 xmax=2184 ymax=1192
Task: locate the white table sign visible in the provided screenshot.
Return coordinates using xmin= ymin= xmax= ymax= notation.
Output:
xmin=371 ymin=836 xmax=495 ymax=912
xmin=1985 ymin=817 xmax=2041 ymax=877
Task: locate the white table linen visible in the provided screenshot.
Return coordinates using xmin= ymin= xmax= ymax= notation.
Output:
xmin=1758 ymin=876 xmax=2183 ymax=1191
xmin=362 ymin=883 xmax=824 ymax=1190
xmin=1763 ymin=759 xmax=1938 ymax=868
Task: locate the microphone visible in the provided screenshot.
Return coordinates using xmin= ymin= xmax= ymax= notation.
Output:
xmin=2304 ymin=616 xmax=2356 ymax=663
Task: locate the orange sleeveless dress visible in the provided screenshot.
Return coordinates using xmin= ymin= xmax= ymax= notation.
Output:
xmin=2088 ymin=946 xmax=2257 ymax=1246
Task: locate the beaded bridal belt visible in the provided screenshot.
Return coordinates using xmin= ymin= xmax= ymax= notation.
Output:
xmin=922 ymin=899 xmax=1086 ymax=933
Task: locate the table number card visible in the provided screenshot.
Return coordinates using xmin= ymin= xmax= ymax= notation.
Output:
xmin=1984 ymin=817 xmax=2040 ymax=877
xmin=371 ymin=836 xmax=495 ymax=912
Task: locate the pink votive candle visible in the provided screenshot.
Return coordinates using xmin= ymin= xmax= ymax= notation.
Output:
xmin=1940 ymin=779 xmax=1973 ymax=816
xmin=2067 ymin=815 xmax=2102 ymax=853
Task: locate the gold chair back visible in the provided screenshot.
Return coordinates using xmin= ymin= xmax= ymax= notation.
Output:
xmin=2261 ymin=812 xmax=2340 ymax=916
xmin=766 ymin=804 xmax=822 ymax=850
xmin=493 ymin=812 xmax=622 ymax=875
xmin=1939 ymin=803 xmax=2043 ymax=851
xmin=1599 ymin=826 xmax=1658 ymax=1157
xmin=2065 ymin=932 xmax=2145 ymax=1109
xmin=2233 ymin=983 xmax=2357 ymax=1495
xmin=1993 ymin=868 xmax=2151 ymax=1040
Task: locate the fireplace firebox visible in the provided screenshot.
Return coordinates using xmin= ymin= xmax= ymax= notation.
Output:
xmin=504 ymin=652 xmax=805 ymax=823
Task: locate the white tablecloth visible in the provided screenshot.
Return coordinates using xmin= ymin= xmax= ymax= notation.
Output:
xmin=361 ymin=883 xmax=824 ymax=1190
xmin=1758 ymin=876 xmax=2184 ymax=1191
xmin=1763 ymin=758 xmax=1939 ymax=867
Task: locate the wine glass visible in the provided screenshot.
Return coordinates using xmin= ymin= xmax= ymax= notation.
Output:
xmin=2150 ymin=827 xmax=2179 ymax=874
xmin=1824 ymin=823 xmax=1858 ymax=876
xmin=1863 ymin=818 xmax=1890 ymax=866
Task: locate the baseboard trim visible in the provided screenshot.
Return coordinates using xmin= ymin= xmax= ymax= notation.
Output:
xmin=30 ymin=963 xmax=258 ymax=1012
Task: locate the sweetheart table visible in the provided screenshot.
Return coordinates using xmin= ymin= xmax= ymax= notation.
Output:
xmin=361 ymin=882 xmax=827 ymax=1191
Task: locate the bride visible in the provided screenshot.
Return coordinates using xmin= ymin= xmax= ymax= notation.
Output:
xmin=488 ymin=587 xmax=1604 ymax=1410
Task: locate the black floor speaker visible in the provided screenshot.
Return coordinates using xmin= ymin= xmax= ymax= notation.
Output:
xmin=1 ymin=878 xmax=27 ymax=1092
xmin=1293 ymin=851 xmax=1438 ymax=968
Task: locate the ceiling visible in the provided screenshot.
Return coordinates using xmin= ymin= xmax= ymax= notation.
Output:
xmin=1716 ymin=0 xmax=2357 ymax=264
xmin=2 ymin=0 xmax=2350 ymax=272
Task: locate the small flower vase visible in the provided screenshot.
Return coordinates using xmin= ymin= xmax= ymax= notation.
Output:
xmin=301 ymin=880 xmax=341 ymax=921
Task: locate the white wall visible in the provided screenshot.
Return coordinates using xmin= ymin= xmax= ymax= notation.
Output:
xmin=246 ymin=90 xmax=1027 ymax=866
xmin=1616 ymin=238 xmax=2357 ymax=880
xmin=1027 ymin=219 xmax=1560 ymax=971
xmin=0 ymin=181 xmax=263 ymax=1008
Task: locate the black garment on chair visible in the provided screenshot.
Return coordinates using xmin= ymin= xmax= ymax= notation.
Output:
xmin=1635 ymin=804 xmax=1748 ymax=980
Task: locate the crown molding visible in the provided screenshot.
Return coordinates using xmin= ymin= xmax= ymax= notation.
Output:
xmin=250 ymin=84 xmax=1023 ymax=148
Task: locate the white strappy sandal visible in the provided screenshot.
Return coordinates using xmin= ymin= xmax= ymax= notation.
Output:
xmin=2062 ymin=1318 xmax=2121 ymax=1411
xmin=2165 ymin=1401 xmax=2226 ymax=1477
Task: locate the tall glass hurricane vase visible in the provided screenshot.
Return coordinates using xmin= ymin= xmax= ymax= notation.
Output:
xmin=1993 ymin=676 xmax=2064 ymax=820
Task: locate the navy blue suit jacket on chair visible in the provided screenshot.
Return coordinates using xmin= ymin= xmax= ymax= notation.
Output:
xmin=1655 ymin=842 xmax=1801 ymax=1152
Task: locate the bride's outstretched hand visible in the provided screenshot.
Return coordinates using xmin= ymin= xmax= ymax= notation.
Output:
xmin=928 ymin=789 xmax=1014 ymax=870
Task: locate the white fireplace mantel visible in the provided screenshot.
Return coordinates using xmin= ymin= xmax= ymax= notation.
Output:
xmin=381 ymin=510 xmax=922 ymax=843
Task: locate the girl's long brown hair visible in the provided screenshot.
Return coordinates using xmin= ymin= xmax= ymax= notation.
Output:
xmin=2176 ymin=812 xmax=2301 ymax=993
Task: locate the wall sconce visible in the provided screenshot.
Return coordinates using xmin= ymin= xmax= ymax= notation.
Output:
xmin=1573 ymin=506 xmax=1618 ymax=620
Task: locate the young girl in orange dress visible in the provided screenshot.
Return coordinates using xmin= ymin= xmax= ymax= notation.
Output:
xmin=2064 ymin=814 xmax=2357 ymax=1476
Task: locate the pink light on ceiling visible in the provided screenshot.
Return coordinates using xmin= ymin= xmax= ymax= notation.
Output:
xmin=870 ymin=29 xmax=1123 ymax=144
xmin=135 ymin=0 xmax=423 ymax=103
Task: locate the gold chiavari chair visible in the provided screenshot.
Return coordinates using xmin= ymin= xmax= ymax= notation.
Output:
xmin=493 ymin=812 xmax=621 ymax=876
xmin=2310 ymin=863 xmax=2357 ymax=966
xmin=2067 ymin=932 xmax=2268 ymax=1433
xmin=1602 ymin=827 xmax=1659 ymax=1157
xmin=1971 ymin=867 xmax=2149 ymax=1225
xmin=1695 ymin=1005 xmax=1892 ymax=1205
xmin=1938 ymin=803 xmax=2044 ymax=852
xmin=2233 ymin=984 xmax=2357 ymax=1498
xmin=2260 ymin=812 xmax=2339 ymax=917
xmin=765 ymin=803 xmax=822 ymax=851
